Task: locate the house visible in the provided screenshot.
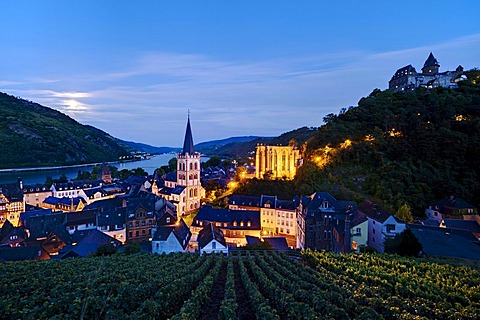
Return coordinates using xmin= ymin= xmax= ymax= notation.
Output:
xmin=59 ymin=229 xmax=122 ymax=258
xmin=22 ymin=183 xmax=51 ymax=208
xmin=228 ymin=194 xmax=297 ymax=246
xmin=439 ymin=218 xmax=480 ymax=239
xmin=198 ymin=222 xmax=228 ymax=254
xmin=126 ymin=203 xmax=155 ymax=243
xmin=151 ymin=219 xmax=191 ymax=254
xmin=296 ymin=192 xmax=356 ymax=251
xmin=332 ymin=210 xmax=368 ymax=254
xmin=359 ymin=200 xmax=406 ymax=253
xmin=82 ymin=197 xmax=127 ymax=243
xmin=42 ymin=196 xmax=86 ymax=212
xmin=65 ymin=210 xmax=97 ymax=234
xmin=0 ymin=219 xmax=27 ymax=247
xmin=426 ymin=196 xmax=477 ymax=220
xmin=192 ymin=205 xmax=261 ymax=246
xmin=263 ymin=236 xmax=289 ymax=251
xmin=0 ymin=245 xmax=50 ymax=262
xmin=0 ymin=180 xmax=25 ymax=227
xmin=408 ymin=224 xmax=480 ymax=260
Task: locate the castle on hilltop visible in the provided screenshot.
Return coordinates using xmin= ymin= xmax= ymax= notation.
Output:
xmin=389 ymin=52 xmax=466 ymax=92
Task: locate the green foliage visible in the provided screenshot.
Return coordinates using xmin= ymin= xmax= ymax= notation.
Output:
xmin=0 ymin=252 xmax=478 ymax=319
xmin=93 ymin=244 xmax=117 ymax=256
xmin=396 ymin=203 xmax=414 ymax=223
xmin=384 ymin=228 xmax=423 ymax=257
xmin=124 ymin=242 xmax=141 ymax=255
xmin=244 ymin=241 xmax=273 ymax=251
xmin=0 ymin=92 xmax=132 ymax=168
xmin=304 ymin=84 xmax=480 ymax=212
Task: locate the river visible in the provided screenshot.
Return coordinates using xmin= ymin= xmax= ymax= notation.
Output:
xmin=0 ymin=153 xmax=180 ymax=185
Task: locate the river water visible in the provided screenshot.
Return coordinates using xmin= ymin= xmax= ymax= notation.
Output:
xmin=0 ymin=153 xmax=179 ymax=185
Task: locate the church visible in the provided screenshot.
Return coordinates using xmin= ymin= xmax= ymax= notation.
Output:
xmin=153 ymin=116 xmax=205 ymax=216
xmin=255 ymin=143 xmax=301 ymax=180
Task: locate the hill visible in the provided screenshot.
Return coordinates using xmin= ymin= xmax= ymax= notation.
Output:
xmin=298 ymin=73 xmax=480 ymax=213
xmin=200 ymin=127 xmax=317 ymax=158
xmin=234 ymin=71 xmax=480 ymax=214
xmin=0 ymin=92 xmax=134 ymax=169
xmin=0 ymin=251 xmax=478 ymax=319
xmin=195 ymin=136 xmax=267 ymax=155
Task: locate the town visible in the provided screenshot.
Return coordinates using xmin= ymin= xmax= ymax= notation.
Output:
xmin=1 ymin=105 xmax=479 ymax=261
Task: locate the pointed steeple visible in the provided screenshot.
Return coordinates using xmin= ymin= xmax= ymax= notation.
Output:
xmin=182 ymin=114 xmax=195 ymax=155
xmin=422 ymin=52 xmax=440 ymax=74
xmin=423 ymin=52 xmax=439 ymax=68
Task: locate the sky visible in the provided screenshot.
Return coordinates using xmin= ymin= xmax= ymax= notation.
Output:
xmin=1 ymin=1 xmax=480 ymax=147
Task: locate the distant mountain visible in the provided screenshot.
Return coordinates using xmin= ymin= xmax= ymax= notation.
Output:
xmin=198 ymin=127 xmax=318 ymax=158
xmin=121 ymin=140 xmax=180 ymax=154
xmin=195 ymin=136 xmax=267 ymax=155
xmin=0 ymin=92 xmax=134 ymax=169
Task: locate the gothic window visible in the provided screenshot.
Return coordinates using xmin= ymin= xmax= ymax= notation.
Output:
xmin=282 ymin=152 xmax=286 ymax=171
xmin=190 ymin=163 xmax=193 ymax=170
xmin=194 ymin=162 xmax=198 ymax=170
xmin=194 ymin=189 xmax=198 ymax=197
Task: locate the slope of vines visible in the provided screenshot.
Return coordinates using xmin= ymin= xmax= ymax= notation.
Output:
xmin=0 ymin=251 xmax=478 ymax=319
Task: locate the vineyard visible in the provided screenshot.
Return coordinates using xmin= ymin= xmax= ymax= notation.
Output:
xmin=0 ymin=251 xmax=479 ymax=319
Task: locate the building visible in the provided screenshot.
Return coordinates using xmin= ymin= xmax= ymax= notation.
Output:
xmin=192 ymin=205 xmax=261 ymax=246
xmin=332 ymin=211 xmax=368 ymax=254
xmin=389 ymin=53 xmax=466 ymax=92
xmin=0 ymin=180 xmax=25 ymax=227
xmin=156 ymin=116 xmax=205 ymax=216
xmin=229 ymin=194 xmax=297 ymax=243
xmin=22 ymin=183 xmax=51 ymax=208
xmin=151 ymin=219 xmax=191 ymax=254
xmin=408 ymin=224 xmax=480 ymax=260
xmin=296 ymin=192 xmax=356 ymax=251
xmin=358 ymin=200 xmax=406 ymax=253
xmin=198 ymin=222 xmax=228 ymax=254
xmin=255 ymin=144 xmax=301 ymax=180
xmin=426 ymin=196 xmax=477 ymax=220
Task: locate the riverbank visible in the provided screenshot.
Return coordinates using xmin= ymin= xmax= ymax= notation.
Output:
xmin=0 ymin=157 xmax=150 ymax=173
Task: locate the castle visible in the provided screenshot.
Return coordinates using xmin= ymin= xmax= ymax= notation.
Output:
xmin=389 ymin=53 xmax=466 ymax=92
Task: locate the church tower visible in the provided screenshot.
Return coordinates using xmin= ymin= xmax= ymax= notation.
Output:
xmin=422 ymin=52 xmax=440 ymax=74
xmin=177 ymin=115 xmax=205 ymax=214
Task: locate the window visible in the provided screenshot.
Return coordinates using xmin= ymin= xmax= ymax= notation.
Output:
xmin=356 ymin=227 xmax=361 ymax=235
xmin=386 ymin=224 xmax=395 ymax=233
xmin=135 ymin=221 xmax=139 ymax=227
xmin=142 ymin=221 xmax=146 ymax=226
xmin=166 ymin=217 xmax=171 ymax=223
xmin=136 ymin=231 xmax=139 ymax=237
xmin=212 ymin=242 xmax=216 ymax=249
xmin=352 ymin=240 xmax=358 ymax=250
xmin=373 ymin=228 xmax=375 ymax=234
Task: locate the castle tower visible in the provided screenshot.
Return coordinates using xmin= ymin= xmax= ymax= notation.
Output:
xmin=100 ymin=163 xmax=112 ymax=184
xmin=177 ymin=115 xmax=205 ymax=214
xmin=422 ymin=52 xmax=440 ymax=74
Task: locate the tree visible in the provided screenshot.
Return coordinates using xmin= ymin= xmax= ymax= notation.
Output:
xmin=396 ymin=203 xmax=414 ymax=223
xmin=124 ymin=243 xmax=141 ymax=255
xmin=94 ymin=243 xmax=117 ymax=256
xmin=384 ymin=229 xmax=422 ymax=257
xmin=168 ymin=158 xmax=177 ymax=172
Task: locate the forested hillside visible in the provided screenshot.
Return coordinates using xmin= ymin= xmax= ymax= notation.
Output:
xmin=235 ymin=72 xmax=480 ymax=214
xmin=0 ymin=252 xmax=478 ymax=319
xmin=298 ymin=73 xmax=480 ymax=213
xmin=0 ymin=92 xmax=134 ymax=168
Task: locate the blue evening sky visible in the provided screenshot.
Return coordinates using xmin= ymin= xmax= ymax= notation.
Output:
xmin=1 ymin=1 xmax=479 ymax=146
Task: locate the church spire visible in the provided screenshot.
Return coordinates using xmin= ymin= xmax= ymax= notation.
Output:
xmin=182 ymin=114 xmax=195 ymax=155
